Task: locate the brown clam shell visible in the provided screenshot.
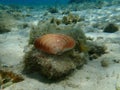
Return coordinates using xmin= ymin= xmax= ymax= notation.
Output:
xmin=34 ymin=34 xmax=75 ymax=54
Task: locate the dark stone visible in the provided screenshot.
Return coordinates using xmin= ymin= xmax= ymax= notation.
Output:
xmin=88 ymin=43 xmax=106 ymax=60
xmin=0 ymin=28 xmax=10 ymax=34
xmin=48 ymin=7 xmax=58 ymax=13
xmin=0 ymin=25 xmax=10 ymax=34
xmin=68 ymin=0 xmax=96 ymax=3
xmin=103 ymin=23 xmax=119 ymax=33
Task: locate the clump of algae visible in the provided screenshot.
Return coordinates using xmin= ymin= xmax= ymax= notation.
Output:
xmin=24 ymin=16 xmax=105 ymax=80
xmin=0 ymin=12 xmax=17 ymax=34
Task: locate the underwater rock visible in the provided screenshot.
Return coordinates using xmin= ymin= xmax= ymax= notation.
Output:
xmin=87 ymin=42 xmax=107 ymax=60
xmin=50 ymin=17 xmax=62 ymax=25
xmin=24 ymin=19 xmax=88 ymax=80
xmin=113 ymin=59 xmax=120 ymax=64
xmin=24 ymin=49 xmax=87 ymax=80
xmin=103 ymin=23 xmax=119 ymax=33
xmin=48 ymin=7 xmax=58 ymax=13
xmin=101 ymin=60 xmax=109 ymax=67
xmin=62 ymin=13 xmax=83 ymax=25
xmin=0 ymin=25 xmax=10 ymax=34
xmin=49 ymin=13 xmax=83 ymax=25
xmin=0 ymin=12 xmax=17 ymax=34
xmin=69 ymin=0 xmax=89 ymax=3
xmin=62 ymin=10 xmax=71 ymax=15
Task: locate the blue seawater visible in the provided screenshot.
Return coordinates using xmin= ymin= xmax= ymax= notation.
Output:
xmin=0 ymin=0 xmax=69 ymax=6
xmin=0 ymin=0 xmax=114 ymax=6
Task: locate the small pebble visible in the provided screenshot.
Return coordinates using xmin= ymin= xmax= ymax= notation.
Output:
xmin=101 ymin=60 xmax=109 ymax=67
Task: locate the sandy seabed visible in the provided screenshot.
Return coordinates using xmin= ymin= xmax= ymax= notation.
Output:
xmin=0 ymin=3 xmax=120 ymax=90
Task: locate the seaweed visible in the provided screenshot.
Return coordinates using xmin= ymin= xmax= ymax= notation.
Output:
xmin=0 ymin=69 xmax=24 ymax=89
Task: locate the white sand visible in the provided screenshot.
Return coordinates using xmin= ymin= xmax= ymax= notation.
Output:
xmin=0 ymin=4 xmax=120 ymax=90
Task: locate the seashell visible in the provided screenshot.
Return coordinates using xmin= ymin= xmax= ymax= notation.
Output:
xmin=34 ymin=34 xmax=76 ymax=55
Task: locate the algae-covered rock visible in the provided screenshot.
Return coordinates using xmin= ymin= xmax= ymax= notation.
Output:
xmin=103 ymin=23 xmax=119 ymax=33
xmin=0 ymin=24 xmax=10 ymax=34
xmin=87 ymin=42 xmax=107 ymax=60
xmin=62 ymin=13 xmax=83 ymax=25
xmin=101 ymin=60 xmax=109 ymax=67
xmin=24 ymin=49 xmax=87 ymax=80
xmin=69 ymin=0 xmax=88 ymax=3
xmin=48 ymin=7 xmax=59 ymax=13
xmin=0 ymin=13 xmax=16 ymax=34
xmin=24 ymin=18 xmax=88 ymax=80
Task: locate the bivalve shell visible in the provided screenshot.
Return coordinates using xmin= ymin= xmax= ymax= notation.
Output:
xmin=34 ymin=34 xmax=75 ymax=55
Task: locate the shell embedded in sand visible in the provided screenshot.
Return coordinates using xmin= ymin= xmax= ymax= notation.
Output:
xmin=34 ymin=34 xmax=76 ymax=54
